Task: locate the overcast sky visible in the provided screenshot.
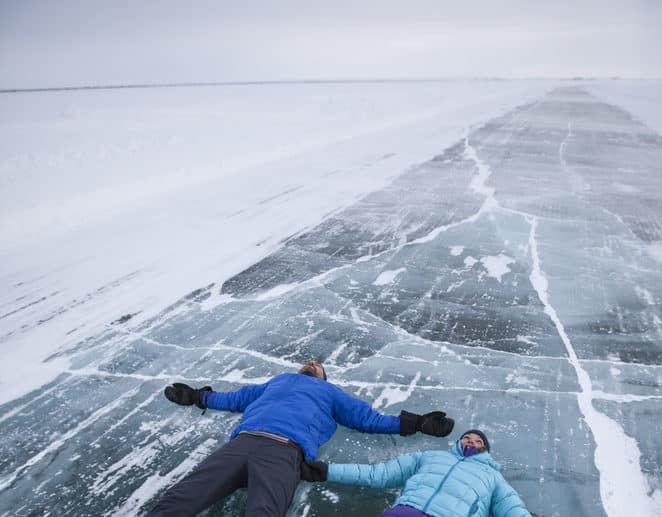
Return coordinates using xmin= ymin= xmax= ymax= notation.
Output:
xmin=1 ymin=0 xmax=660 ymax=88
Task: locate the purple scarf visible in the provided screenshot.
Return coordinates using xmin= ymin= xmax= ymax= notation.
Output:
xmin=463 ymin=445 xmax=484 ymax=457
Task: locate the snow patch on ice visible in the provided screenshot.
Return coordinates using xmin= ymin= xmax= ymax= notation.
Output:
xmin=480 ymin=254 xmax=515 ymax=282
xmin=464 ymin=136 xmax=496 ymax=199
xmin=464 ymin=256 xmax=478 ymax=268
xmin=373 ymin=372 xmax=421 ymax=409
xmin=199 ymin=292 xmax=235 ymax=312
xmin=450 ymin=245 xmax=464 ymax=256
xmin=373 ymin=267 xmax=406 ymax=286
xmin=255 ymin=282 xmax=303 ymax=300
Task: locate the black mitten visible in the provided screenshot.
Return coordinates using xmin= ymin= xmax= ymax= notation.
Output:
xmin=164 ymin=383 xmax=212 ymax=409
xmin=419 ymin=411 xmax=454 ymax=437
xmin=300 ymin=460 xmax=328 ymax=482
xmin=399 ymin=410 xmax=454 ymax=437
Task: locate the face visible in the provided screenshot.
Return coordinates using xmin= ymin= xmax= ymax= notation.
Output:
xmin=461 ymin=433 xmax=486 ymax=451
xmin=299 ymin=360 xmax=325 ymax=380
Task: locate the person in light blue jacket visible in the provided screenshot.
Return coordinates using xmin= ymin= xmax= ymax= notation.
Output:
xmin=301 ymin=429 xmax=531 ymax=517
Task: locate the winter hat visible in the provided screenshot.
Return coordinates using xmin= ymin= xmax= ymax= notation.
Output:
xmin=461 ymin=429 xmax=490 ymax=452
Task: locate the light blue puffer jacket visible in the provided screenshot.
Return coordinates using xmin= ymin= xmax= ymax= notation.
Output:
xmin=328 ymin=441 xmax=530 ymax=517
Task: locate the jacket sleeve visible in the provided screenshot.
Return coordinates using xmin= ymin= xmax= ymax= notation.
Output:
xmin=203 ymin=382 xmax=269 ymax=412
xmin=327 ymin=453 xmax=422 ymax=488
xmin=331 ymin=387 xmax=400 ymax=433
xmin=490 ymin=474 xmax=531 ymax=517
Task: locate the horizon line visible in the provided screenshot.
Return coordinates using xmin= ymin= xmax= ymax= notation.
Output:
xmin=2 ymin=76 xmax=659 ymax=94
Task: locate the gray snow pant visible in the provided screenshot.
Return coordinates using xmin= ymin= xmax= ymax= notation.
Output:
xmin=147 ymin=433 xmax=302 ymax=517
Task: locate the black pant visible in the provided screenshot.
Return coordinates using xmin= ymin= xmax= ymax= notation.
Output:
xmin=147 ymin=433 xmax=302 ymax=517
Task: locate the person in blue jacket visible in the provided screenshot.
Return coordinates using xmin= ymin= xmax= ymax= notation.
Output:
xmin=301 ymin=429 xmax=531 ymax=517
xmin=148 ymin=360 xmax=455 ymax=517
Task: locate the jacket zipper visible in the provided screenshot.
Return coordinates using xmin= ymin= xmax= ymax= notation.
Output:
xmin=422 ymin=456 xmax=465 ymax=513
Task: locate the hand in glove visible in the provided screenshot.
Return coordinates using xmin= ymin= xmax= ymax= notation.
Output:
xmin=300 ymin=460 xmax=328 ymax=482
xmin=399 ymin=410 xmax=454 ymax=437
xmin=164 ymin=382 xmax=212 ymax=409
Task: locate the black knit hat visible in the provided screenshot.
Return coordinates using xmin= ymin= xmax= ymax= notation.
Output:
xmin=461 ymin=429 xmax=490 ymax=452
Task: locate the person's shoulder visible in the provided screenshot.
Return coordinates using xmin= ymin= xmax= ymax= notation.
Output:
xmin=269 ymin=372 xmax=301 ymax=383
xmin=474 ymin=452 xmax=502 ymax=472
xmin=418 ymin=448 xmax=466 ymax=467
xmin=323 ymin=380 xmax=352 ymax=394
xmin=422 ymin=449 xmax=454 ymax=460
xmin=306 ymin=378 xmax=354 ymax=401
xmin=415 ymin=450 xmax=454 ymax=470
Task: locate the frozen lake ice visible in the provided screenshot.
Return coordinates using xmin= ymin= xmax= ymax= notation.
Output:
xmin=1 ymin=84 xmax=661 ymax=516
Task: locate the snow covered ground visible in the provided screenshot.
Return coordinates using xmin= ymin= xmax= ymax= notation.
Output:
xmin=0 ymin=79 xmax=555 ymax=402
xmin=1 ymin=79 xmax=661 ymax=516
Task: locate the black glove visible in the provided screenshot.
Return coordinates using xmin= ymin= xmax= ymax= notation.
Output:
xmin=300 ymin=460 xmax=328 ymax=482
xmin=399 ymin=410 xmax=455 ymax=437
xmin=164 ymin=382 xmax=212 ymax=409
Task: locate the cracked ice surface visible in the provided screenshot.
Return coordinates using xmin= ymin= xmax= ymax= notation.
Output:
xmin=1 ymin=86 xmax=661 ymax=516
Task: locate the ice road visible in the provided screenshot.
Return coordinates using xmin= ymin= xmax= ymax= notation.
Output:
xmin=1 ymin=86 xmax=661 ymax=516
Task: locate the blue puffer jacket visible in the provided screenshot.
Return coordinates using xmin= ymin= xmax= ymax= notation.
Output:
xmin=202 ymin=373 xmax=400 ymax=460
xmin=328 ymin=441 xmax=530 ymax=517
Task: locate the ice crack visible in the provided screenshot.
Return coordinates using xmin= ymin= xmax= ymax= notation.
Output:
xmin=527 ymin=216 xmax=656 ymax=517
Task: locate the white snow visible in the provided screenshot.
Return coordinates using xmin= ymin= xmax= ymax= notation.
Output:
xmin=464 ymin=256 xmax=478 ymax=268
xmin=373 ymin=268 xmax=407 ymax=286
xmin=372 ymin=372 xmax=422 ymax=409
xmin=465 ymin=134 xmax=496 ymax=199
xmin=0 ymin=80 xmax=555 ymax=404
xmin=480 ymin=254 xmax=515 ymax=282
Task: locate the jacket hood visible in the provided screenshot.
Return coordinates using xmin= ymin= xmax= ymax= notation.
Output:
xmin=450 ymin=440 xmax=502 ymax=471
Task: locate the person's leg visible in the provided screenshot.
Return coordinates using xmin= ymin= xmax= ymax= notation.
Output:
xmin=244 ymin=436 xmax=301 ymax=517
xmin=147 ymin=435 xmax=253 ymax=517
